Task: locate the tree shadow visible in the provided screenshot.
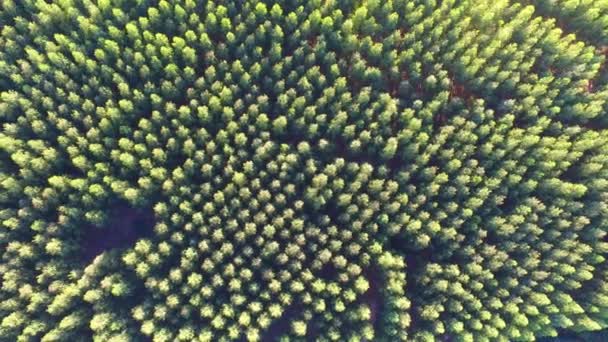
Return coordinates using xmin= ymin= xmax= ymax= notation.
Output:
xmin=260 ymin=303 xmax=305 ymax=342
xmin=79 ymin=201 xmax=155 ymax=264
xmin=537 ymin=329 xmax=608 ymax=342
xmin=361 ymin=266 xmax=383 ymax=330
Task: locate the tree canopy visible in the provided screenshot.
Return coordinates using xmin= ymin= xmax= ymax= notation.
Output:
xmin=1 ymin=0 xmax=608 ymax=341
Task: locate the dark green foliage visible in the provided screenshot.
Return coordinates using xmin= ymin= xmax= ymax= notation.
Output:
xmin=1 ymin=0 xmax=608 ymax=341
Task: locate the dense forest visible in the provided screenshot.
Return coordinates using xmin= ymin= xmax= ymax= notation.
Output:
xmin=2 ymin=0 xmax=608 ymax=341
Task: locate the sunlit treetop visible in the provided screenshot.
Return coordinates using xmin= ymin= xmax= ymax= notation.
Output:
xmin=1 ymin=0 xmax=608 ymax=341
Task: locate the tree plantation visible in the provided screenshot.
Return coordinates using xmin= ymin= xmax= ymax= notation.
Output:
xmin=2 ymin=0 xmax=608 ymax=341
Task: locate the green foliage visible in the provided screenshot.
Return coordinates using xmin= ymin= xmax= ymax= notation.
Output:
xmin=1 ymin=0 xmax=608 ymax=341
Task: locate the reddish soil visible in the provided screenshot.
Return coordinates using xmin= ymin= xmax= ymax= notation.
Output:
xmin=307 ymin=35 xmax=318 ymax=49
xmin=449 ymin=78 xmax=474 ymax=102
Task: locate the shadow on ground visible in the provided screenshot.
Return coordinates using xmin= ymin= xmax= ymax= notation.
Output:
xmin=79 ymin=202 xmax=155 ymax=263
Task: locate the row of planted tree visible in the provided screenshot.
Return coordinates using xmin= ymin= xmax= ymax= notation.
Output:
xmin=1 ymin=0 xmax=608 ymax=341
